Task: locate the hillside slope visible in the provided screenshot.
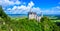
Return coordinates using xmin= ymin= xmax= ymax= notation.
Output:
xmin=0 ymin=6 xmax=10 ymax=21
xmin=0 ymin=6 xmax=60 ymax=31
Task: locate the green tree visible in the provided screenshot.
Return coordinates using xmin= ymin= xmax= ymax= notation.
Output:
xmin=0 ymin=6 xmax=11 ymax=21
xmin=0 ymin=6 xmax=11 ymax=25
xmin=40 ymin=16 xmax=60 ymax=31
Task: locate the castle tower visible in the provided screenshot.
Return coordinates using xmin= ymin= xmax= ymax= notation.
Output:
xmin=28 ymin=8 xmax=37 ymax=19
xmin=28 ymin=8 xmax=43 ymax=21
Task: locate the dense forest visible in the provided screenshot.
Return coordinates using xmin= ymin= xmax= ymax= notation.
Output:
xmin=0 ymin=6 xmax=60 ymax=31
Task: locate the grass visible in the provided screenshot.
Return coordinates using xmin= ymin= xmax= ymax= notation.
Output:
xmin=51 ymin=20 xmax=60 ymax=22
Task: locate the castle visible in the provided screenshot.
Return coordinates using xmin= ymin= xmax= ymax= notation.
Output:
xmin=28 ymin=9 xmax=43 ymax=22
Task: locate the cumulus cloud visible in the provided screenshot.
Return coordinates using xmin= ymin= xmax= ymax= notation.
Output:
xmin=58 ymin=2 xmax=60 ymax=4
xmin=5 ymin=1 xmax=42 ymax=14
xmin=14 ymin=0 xmax=21 ymax=5
xmin=7 ymin=8 xmax=11 ymax=10
xmin=28 ymin=1 xmax=34 ymax=8
xmin=2 ymin=0 xmax=60 ymax=14
xmin=42 ymin=6 xmax=60 ymax=15
xmin=0 ymin=0 xmax=21 ymax=6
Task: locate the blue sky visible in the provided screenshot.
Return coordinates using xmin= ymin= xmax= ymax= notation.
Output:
xmin=0 ymin=0 xmax=60 ymax=15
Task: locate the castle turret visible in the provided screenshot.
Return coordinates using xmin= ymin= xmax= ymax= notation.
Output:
xmin=41 ymin=11 xmax=43 ymax=17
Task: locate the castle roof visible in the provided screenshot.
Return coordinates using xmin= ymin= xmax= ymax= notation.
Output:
xmin=28 ymin=12 xmax=36 ymax=14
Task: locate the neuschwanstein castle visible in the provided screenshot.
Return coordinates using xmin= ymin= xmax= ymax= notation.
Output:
xmin=28 ymin=9 xmax=43 ymax=22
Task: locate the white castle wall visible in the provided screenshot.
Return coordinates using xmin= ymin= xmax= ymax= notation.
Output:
xmin=29 ymin=13 xmax=42 ymax=22
xmin=29 ymin=14 xmax=37 ymax=19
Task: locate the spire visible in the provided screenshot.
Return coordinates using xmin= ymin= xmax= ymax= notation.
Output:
xmin=41 ymin=11 xmax=43 ymax=17
xmin=30 ymin=8 xmax=32 ymax=12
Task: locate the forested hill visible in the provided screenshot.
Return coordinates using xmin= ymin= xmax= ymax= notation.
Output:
xmin=0 ymin=6 xmax=60 ymax=31
xmin=0 ymin=6 xmax=11 ymax=21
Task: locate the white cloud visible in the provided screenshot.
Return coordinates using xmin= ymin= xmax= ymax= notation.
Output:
xmin=5 ymin=1 xmax=41 ymax=14
xmin=51 ymin=6 xmax=60 ymax=11
xmin=12 ymin=6 xmax=17 ymax=10
xmin=0 ymin=0 xmax=21 ymax=6
xmin=28 ymin=1 xmax=34 ymax=8
xmin=32 ymin=7 xmax=41 ymax=14
xmin=15 ymin=0 xmax=21 ymax=5
xmin=4 ymin=1 xmax=60 ymax=14
xmin=42 ymin=6 xmax=60 ymax=14
xmin=56 ymin=6 xmax=60 ymax=9
xmin=7 ymin=8 xmax=11 ymax=10
xmin=59 ymin=2 xmax=60 ymax=4
xmin=0 ymin=0 xmax=14 ymax=5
